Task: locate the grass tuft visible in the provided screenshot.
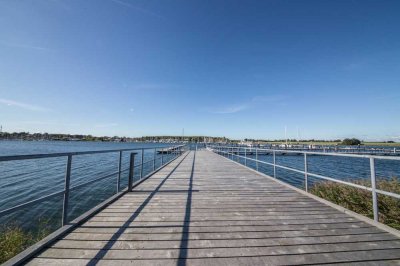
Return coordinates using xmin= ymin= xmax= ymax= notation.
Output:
xmin=0 ymin=220 xmax=51 ymax=264
xmin=310 ymin=178 xmax=400 ymax=230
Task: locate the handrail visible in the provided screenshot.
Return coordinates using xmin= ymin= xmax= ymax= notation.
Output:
xmin=207 ymin=144 xmax=400 ymax=223
xmin=0 ymin=144 xmax=186 ymax=162
xmin=207 ymin=145 xmax=400 ymax=160
xmin=0 ymin=144 xmax=188 ymax=226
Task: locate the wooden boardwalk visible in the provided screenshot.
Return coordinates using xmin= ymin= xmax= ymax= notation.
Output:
xmin=27 ymin=150 xmax=400 ymax=265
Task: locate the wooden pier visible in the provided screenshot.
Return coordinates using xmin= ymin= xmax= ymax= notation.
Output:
xmin=26 ymin=150 xmax=400 ymax=265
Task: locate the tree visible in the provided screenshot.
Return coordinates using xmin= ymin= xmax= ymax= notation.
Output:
xmin=341 ymin=138 xmax=361 ymax=145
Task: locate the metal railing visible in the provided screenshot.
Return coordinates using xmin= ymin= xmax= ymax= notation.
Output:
xmin=0 ymin=144 xmax=187 ymax=226
xmin=223 ymin=144 xmax=399 ymax=156
xmin=207 ymin=145 xmax=400 ymax=223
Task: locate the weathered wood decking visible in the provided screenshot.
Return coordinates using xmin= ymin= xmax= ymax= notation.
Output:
xmin=28 ymin=150 xmax=400 ymax=265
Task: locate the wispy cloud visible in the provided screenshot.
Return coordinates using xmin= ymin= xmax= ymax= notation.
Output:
xmin=0 ymin=40 xmax=52 ymax=51
xmin=206 ymin=104 xmax=248 ymax=114
xmin=109 ymin=0 xmax=163 ymax=18
xmin=95 ymin=123 xmax=119 ymax=128
xmin=0 ymin=98 xmax=50 ymax=112
xmin=205 ymin=95 xmax=287 ymax=114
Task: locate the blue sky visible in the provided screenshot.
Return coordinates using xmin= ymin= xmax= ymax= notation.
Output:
xmin=0 ymin=0 xmax=399 ymax=140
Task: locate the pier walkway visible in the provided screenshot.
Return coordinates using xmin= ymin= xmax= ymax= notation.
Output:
xmin=27 ymin=150 xmax=400 ymax=265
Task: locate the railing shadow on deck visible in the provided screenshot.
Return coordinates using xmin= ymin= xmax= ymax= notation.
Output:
xmin=177 ymin=149 xmax=196 ymax=266
xmin=86 ymin=152 xmax=191 ymax=265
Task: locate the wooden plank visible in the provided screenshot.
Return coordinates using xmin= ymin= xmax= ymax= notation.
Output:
xmin=27 ymin=150 xmax=400 ymax=265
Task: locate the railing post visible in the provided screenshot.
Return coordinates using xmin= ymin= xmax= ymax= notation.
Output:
xmin=128 ymin=153 xmax=136 ymax=192
xmin=153 ymin=148 xmax=156 ymax=171
xmin=256 ymin=148 xmax=259 ymax=171
xmin=244 ymin=148 xmax=247 ymax=166
xmin=273 ymin=150 xmax=276 ymax=178
xmin=62 ymin=155 xmax=72 ymax=226
xmin=161 ymin=150 xmax=164 ymax=165
xmin=117 ymin=151 xmax=122 ymax=193
xmin=237 ymin=147 xmax=239 ymax=162
xmin=140 ymin=148 xmax=144 ymax=179
xmin=304 ymin=153 xmax=308 ymax=192
xmin=370 ymin=157 xmax=379 ymax=222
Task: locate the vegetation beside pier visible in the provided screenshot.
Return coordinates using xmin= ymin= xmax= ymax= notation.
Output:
xmin=310 ymin=178 xmax=400 ymax=230
xmin=0 ymin=222 xmax=50 ymax=264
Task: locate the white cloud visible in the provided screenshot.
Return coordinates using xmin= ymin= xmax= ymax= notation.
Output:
xmin=207 ymin=104 xmax=248 ymax=114
xmin=0 ymin=98 xmax=50 ymax=112
xmin=205 ymin=94 xmax=287 ymax=115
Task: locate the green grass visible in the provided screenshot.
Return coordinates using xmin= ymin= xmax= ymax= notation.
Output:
xmin=0 ymin=220 xmax=51 ymax=264
xmin=310 ymin=178 xmax=400 ymax=230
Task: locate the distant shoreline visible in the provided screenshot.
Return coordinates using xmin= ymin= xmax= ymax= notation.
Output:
xmin=0 ymin=139 xmax=399 ymax=147
xmin=258 ymin=141 xmax=400 ymax=147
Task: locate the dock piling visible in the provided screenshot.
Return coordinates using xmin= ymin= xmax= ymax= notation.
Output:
xmin=62 ymin=155 xmax=72 ymax=226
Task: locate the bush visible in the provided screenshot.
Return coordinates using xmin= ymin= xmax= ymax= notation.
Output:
xmin=310 ymin=178 xmax=400 ymax=230
xmin=341 ymin=138 xmax=361 ymax=145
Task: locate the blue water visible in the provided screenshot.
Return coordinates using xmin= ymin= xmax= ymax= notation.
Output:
xmin=0 ymin=141 xmax=177 ymax=231
xmin=0 ymin=141 xmax=399 ymax=234
xmin=222 ymin=150 xmax=400 ymax=192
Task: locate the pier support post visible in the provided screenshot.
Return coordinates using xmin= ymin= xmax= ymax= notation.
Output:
xmin=304 ymin=153 xmax=308 ymax=192
xmin=244 ymin=148 xmax=247 ymax=166
xmin=128 ymin=153 xmax=136 ymax=192
xmin=153 ymin=148 xmax=156 ymax=171
xmin=140 ymin=148 xmax=144 ymax=179
xmin=370 ymin=157 xmax=379 ymax=222
xmin=256 ymin=148 xmax=259 ymax=171
xmin=62 ymin=155 xmax=72 ymax=226
xmin=273 ymin=151 xmax=276 ymax=178
xmin=117 ymin=151 xmax=122 ymax=193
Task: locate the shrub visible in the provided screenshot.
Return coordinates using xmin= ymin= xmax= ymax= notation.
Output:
xmin=341 ymin=138 xmax=362 ymax=145
xmin=310 ymin=178 xmax=400 ymax=230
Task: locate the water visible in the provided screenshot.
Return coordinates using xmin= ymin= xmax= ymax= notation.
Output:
xmin=0 ymin=141 xmax=176 ymax=232
xmin=226 ymin=150 xmax=400 ymax=192
xmin=1 ymin=141 xmax=399 ymax=233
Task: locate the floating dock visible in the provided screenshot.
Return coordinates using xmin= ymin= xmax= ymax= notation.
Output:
xmin=157 ymin=145 xmax=185 ymax=154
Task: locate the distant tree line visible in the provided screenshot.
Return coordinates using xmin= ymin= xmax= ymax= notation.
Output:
xmin=243 ymin=138 xmax=343 ymax=143
xmin=0 ymin=131 xmax=230 ymax=143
